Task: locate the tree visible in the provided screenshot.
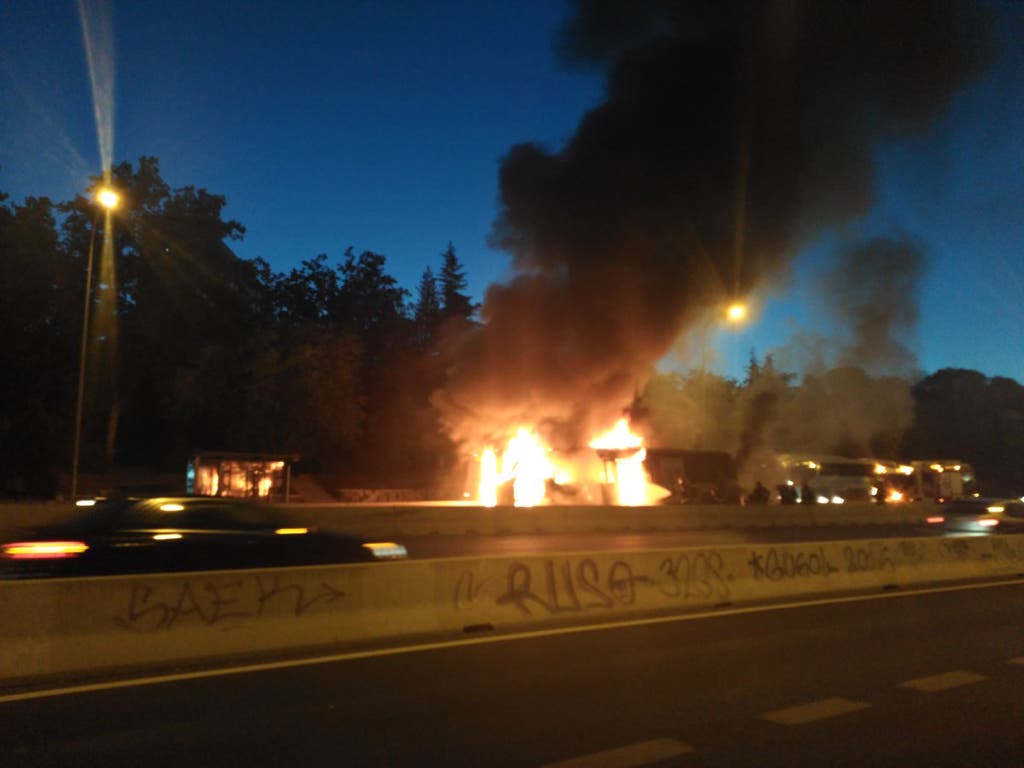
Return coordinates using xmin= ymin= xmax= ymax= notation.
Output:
xmin=0 ymin=194 xmax=77 ymax=495
xmin=59 ymin=158 xmax=273 ymax=470
xmin=438 ymin=242 xmax=475 ymax=322
xmin=903 ymin=369 xmax=1024 ymax=495
xmin=273 ymin=254 xmax=339 ymax=326
xmin=334 ymin=249 xmax=408 ymax=333
xmin=413 ymin=266 xmax=441 ymax=347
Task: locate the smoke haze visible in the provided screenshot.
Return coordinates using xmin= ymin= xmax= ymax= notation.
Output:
xmin=436 ymin=0 xmax=992 ymax=449
xmin=826 ymin=234 xmax=926 ymax=378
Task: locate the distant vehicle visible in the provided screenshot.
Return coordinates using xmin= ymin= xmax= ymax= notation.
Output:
xmin=908 ymin=460 xmax=978 ymax=501
xmin=926 ymin=497 xmax=1024 ymax=534
xmin=867 ymin=459 xmax=978 ymax=503
xmin=0 ymin=496 xmax=407 ymax=578
xmin=777 ymin=454 xmax=877 ymax=504
xmin=643 ymin=449 xmax=742 ymax=504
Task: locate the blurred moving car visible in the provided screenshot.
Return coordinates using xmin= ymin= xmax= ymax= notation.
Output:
xmin=926 ymin=497 xmax=1024 ymax=534
xmin=0 ymin=496 xmax=407 ymax=578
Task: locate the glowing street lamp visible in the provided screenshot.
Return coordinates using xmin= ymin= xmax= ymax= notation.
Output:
xmin=96 ymin=188 xmax=120 ymax=210
xmin=695 ymin=298 xmax=751 ymax=449
xmin=70 ymin=186 xmax=119 ymax=501
xmin=725 ymin=301 xmax=748 ymax=323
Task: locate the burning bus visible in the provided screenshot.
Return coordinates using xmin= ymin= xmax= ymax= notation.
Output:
xmin=473 ymin=419 xmax=666 ymax=507
xmin=469 ymin=418 xmax=741 ymax=507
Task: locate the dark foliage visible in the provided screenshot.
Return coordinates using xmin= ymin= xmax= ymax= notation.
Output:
xmin=0 ymin=160 xmax=457 ymax=496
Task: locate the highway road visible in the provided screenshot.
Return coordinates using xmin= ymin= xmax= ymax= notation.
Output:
xmin=398 ymin=524 xmax=947 ymax=558
xmin=4 ymin=577 xmax=1022 ymax=766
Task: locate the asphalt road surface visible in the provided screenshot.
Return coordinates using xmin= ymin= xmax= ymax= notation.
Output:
xmin=398 ymin=524 xmax=947 ymax=559
xmin=4 ymin=578 xmax=1023 ymax=766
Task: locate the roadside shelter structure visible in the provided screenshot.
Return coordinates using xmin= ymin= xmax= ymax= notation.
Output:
xmin=186 ymin=451 xmax=299 ymax=502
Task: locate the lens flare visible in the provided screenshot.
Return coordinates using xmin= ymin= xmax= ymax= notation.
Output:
xmin=77 ymin=0 xmax=116 ymax=175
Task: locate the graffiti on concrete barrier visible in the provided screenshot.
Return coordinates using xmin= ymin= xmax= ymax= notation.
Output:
xmin=114 ymin=574 xmax=345 ymax=632
xmin=990 ymin=537 xmax=1024 ymax=566
xmin=747 ymin=541 xmax=930 ymax=582
xmin=942 ymin=538 xmax=971 ymax=561
xmin=841 ymin=543 xmax=897 ymax=573
xmin=453 ymin=569 xmax=499 ymax=610
xmin=657 ymin=551 xmax=731 ymax=602
xmin=747 ymin=546 xmax=840 ymax=581
xmin=895 ymin=540 xmax=927 ymax=566
xmin=493 ymin=558 xmax=653 ymax=617
xmin=457 ymin=553 xmax=738 ymax=617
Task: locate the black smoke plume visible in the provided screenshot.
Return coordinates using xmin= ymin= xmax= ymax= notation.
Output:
xmin=436 ymin=0 xmax=992 ymax=448
xmin=825 ymin=234 xmax=927 ymax=378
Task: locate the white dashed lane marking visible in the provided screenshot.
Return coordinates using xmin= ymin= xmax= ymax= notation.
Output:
xmin=898 ymin=670 xmax=988 ymax=692
xmin=760 ymin=697 xmax=870 ymax=726
xmin=542 ymin=738 xmax=692 ymax=767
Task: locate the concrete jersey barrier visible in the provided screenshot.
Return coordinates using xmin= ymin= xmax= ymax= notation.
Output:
xmin=2 ymin=534 xmax=1024 ymax=689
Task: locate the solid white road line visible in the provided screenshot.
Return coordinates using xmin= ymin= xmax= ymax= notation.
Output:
xmin=542 ymin=738 xmax=692 ymax=768
xmin=761 ymin=697 xmax=870 ymax=725
xmin=2 ymin=576 xmax=1022 ymax=705
xmin=898 ymin=670 xmax=988 ymax=692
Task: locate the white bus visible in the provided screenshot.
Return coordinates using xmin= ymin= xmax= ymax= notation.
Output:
xmin=776 ymin=454 xmax=877 ymax=504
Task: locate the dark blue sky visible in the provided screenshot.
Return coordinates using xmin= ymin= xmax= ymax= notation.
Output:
xmin=2 ymin=1 xmax=1022 ymax=383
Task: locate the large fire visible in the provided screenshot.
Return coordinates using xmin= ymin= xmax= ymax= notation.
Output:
xmin=477 ymin=427 xmax=561 ymax=508
xmin=477 ymin=418 xmax=666 ymax=507
xmin=589 ymin=418 xmax=648 ymax=506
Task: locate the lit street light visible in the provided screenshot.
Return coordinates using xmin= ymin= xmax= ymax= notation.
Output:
xmin=70 ymin=186 xmax=120 ymax=501
xmin=696 ymin=299 xmax=751 ymax=448
xmin=726 ymin=301 xmax=748 ymax=323
xmin=699 ymin=300 xmax=750 ymax=375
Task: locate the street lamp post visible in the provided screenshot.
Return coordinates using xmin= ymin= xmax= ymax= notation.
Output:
xmin=70 ymin=188 xmax=119 ymax=501
xmin=696 ymin=300 xmax=749 ymax=449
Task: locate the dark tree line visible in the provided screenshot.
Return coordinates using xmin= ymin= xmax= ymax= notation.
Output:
xmin=0 ymin=159 xmax=475 ymax=497
xmin=2 ymin=158 xmax=1021 ymax=498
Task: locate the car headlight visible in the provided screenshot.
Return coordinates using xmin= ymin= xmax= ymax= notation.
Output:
xmin=362 ymin=542 xmax=408 ymax=560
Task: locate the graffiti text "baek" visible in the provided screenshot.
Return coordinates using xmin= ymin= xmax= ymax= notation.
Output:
xmin=114 ymin=574 xmax=345 ymax=631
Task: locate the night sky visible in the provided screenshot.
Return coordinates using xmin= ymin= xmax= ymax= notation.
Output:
xmin=2 ymin=1 xmax=1022 ymax=384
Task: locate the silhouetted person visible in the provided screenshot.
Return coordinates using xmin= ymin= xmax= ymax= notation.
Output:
xmin=673 ymin=475 xmax=689 ymax=504
xmin=778 ymin=484 xmax=798 ymax=505
xmin=800 ymin=482 xmax=816 ymax=504
xmin=747 ymin=481 xmax=770 ymax=505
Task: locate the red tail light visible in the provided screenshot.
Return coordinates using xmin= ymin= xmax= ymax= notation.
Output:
xmin=2 ymin=541 xmax=89 ymax=559
xmin=926 ymin=516 xmax=945 ymax=524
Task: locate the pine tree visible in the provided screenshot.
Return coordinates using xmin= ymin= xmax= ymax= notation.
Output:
xmin=413 ymin=266 xmax=441 ymax=346
xmin=439 ymin=242 xmax=475 ymax=321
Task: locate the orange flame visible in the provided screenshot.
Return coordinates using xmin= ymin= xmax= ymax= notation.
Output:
xmin=589 ymin=418 xmax=643 ymax=450
xmin=478 ymin=428 xmax=556 ymax=507
xmin=589 ymin=418 xmax=652 ymax=506
xmin=504 ymin=428 xmax=554 ymax=506
xmin=476 ymin=418 xmax=668 ymax=507
xmin=479 ymin=447 xmax=498 ymax=507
